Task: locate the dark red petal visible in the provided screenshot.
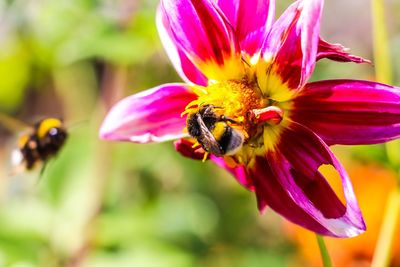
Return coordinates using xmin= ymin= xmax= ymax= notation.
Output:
xmin=293 ymin=79 xmax=400 ymax=145
xmin=248 ymin=122 xmax=365 ymax=237
xmin=211 ymin=156 xmax=254 ymax=190
xmin=174 ymin=139 xmax=207 ymax=161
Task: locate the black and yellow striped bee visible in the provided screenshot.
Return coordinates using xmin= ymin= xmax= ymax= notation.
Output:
xmin=187 ymin=105 xmax=244 ymax=157
xmin=11 ymin=117 xmax=68 ymax=172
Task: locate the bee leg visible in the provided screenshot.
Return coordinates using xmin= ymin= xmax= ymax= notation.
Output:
xmin=36 ymin=161 xmax=49 ymax=185
xmin=220 ymin=115 xmax=238 ymax=124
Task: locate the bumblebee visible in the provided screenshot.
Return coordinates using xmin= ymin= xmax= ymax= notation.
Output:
xmin=187 ymin=105 xmax=244 ymax=157
xmin=12 ymin=118 xmax=68 ymax=171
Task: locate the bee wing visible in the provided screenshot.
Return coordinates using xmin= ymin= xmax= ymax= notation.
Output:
xmin=196 ymin=115 xmax=223 ymax=155
xmin=0 ymin=113 xmax=30 ymax=133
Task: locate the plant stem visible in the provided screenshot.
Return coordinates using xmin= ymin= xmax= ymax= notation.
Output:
xmin=371 ymin=0 xmax=400 ymax=170
xmin=370 ymin=0 xmax=400 ymax=266
xmin=371 ymin=188 xmax=400 ymax=267
xmin=371 ymin=0 xmax=392 ymax=84
xmin=316 ymin=235 xmax=332 ymax=267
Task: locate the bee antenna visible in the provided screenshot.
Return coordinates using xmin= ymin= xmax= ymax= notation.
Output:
xmin=213 ymin=106 xmax=224 ymax=110
xmin=68 ymin=120 xmax=89 ymax=130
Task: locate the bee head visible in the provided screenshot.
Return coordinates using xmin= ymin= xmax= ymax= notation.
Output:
xmin=47 ymin=126 xmax=68 ymax=147
xmin=36 ymin=118 xmax=68 ymax=148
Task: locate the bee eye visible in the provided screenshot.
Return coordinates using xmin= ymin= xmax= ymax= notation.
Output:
xmin=48 ymin=128 xmax=59 ymax=136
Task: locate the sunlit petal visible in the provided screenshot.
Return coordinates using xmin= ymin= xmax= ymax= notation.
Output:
xmin=216 ymin=0 xmax=275 ymax=57
xmin=156 ymin=6 xmax=208 ymax=86
xmin=100 ymin=84 xmax=196 ymax=143
xmin=159 ymin=0 xmax=244 ymax=81
xmin=261 ymin=0 xmax=323 ymax=89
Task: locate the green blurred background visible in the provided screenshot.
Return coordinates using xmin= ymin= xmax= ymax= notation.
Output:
xmin=0 ymin=0 xmax=399 ymax=266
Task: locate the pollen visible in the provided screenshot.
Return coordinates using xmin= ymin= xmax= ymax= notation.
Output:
xmin=185 ymin=79 xmax=264 ymax=127
xmin=183 ymin=77 xmax=288 ymax=163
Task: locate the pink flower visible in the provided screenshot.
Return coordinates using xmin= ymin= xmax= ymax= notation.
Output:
xmin=99 ymin=0 xmax=400 ymax=237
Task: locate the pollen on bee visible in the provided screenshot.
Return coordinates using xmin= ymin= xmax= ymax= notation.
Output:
xmin=182 ymin=79 xmax=266 ymax=144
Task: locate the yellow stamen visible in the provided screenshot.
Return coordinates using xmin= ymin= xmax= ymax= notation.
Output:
xmin=192 ymin=141 xmax=201 ymax=148
xmin=192 ymin=86 xmax=208 ymax=96
xmin=202 ymin=152 xmax=209 ymax=162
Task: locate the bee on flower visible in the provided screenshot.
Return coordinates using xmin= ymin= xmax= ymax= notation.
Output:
xmin=99 ymin=0 xmax=400 ymax=238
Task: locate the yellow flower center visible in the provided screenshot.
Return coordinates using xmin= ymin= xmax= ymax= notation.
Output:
xmin=186 ymin=79 xmax=265 ymax=134
xmin=182 ymin=59 xmax=296 ymax=167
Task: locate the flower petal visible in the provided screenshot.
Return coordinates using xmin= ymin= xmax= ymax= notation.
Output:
xmin=216 ymin=0 xmax=275 ymax=57
xmin=249 ymin=122 xmax=365 ymax=237
xmin=173 ymin=138 xmax=254 ymax=189
xmin=174 ymin=138 xmax=207 ymax=160
xmin=293 ymin=79 xmax=400 ymax=145
xmin=159 ymin=0 xmax=244 ymax=81
xmin=99 ymin=83 xmax=196 ymax=143
xmin=261 ymin=0 xmax=323 ymax=89
xmin=211 ymin=156 xmax=254 ymax=190
xmin=317 ymin=38 xmax=371 ymax=64
xmin=156 ymin=6 xmax=208 ymax=86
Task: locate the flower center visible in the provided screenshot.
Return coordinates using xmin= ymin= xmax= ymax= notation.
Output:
xmin=186 ymin=79 xmax=265 ymax=135
xmin=184 ymin=78 xmax=286 ymax=163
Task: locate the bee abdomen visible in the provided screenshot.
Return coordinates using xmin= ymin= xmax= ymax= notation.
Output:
xmin=218 ymin=127 xmax=244 ymax=155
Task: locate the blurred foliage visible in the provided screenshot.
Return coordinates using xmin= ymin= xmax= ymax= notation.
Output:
xmin=0 ymin=0 xmax=399 ymax=267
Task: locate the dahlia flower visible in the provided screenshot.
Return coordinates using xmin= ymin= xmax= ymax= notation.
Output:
xmin=100 ymin=0 xmax=400 ymax=237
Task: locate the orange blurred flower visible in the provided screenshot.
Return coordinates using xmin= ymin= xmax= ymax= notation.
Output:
xmin=285 ymin=162 xmax=400 ymax=267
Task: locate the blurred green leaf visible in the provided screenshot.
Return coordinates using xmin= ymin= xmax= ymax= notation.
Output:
xmin=0 ymin=40 xmax=31 ymax=112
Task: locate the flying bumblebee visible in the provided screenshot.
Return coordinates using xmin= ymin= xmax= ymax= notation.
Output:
xmin=187 ymin=105 xmax=244 ymax=157
xmin=9 ymin=117 xmax=68 ymax=172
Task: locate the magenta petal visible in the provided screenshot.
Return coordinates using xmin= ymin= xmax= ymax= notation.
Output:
xmin=249 ymin=123 xmax=365 ymax=237
xmin=156 ymin=6 xmax=208 ymax=86
xmin=317 ymin=38 xmax=371 ymax=64
xmin=217 ymin=0 xmax=275 ymax=57
xmin=160 ymin=0 xmax=242 ymax=80
xmin=211 ymin=156 xmax=254 ymax=191
xmin=293 ymin=79 xmax=400 ymax=145
xmin=99 ymin=83 xmax=196 ymax=143
xmin=262 ymin=0 xmax=323 ymax=89
xmin=174 ymin=139 xmax=255 ymax=190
